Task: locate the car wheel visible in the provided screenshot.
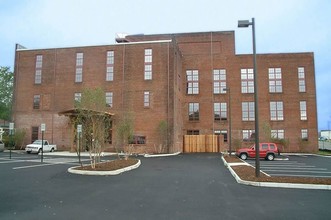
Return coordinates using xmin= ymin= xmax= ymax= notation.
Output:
xmin=27 ymin=151 xmax=31 ymax=154
xmin=240 ymin=153 xmax=248 ymax=160
xmin=50 ymin=148 xmax=54 ymax=152
xmin=266 ymin=153 xmax=275 ymax=161
xmin=38 ymin=148 xmax=42 ymax=154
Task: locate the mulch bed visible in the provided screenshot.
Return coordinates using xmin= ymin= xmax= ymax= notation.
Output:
xmin=75 ymin=158 xmax=139 ymax=171
xmin=224 ymin=156 xmax=331 ymax=185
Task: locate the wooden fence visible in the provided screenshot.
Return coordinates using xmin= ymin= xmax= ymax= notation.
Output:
xmin=183 ymin=135 xmax=224 ymax=153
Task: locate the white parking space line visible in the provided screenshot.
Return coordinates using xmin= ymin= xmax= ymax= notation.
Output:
xmin=11 ymin=157 xmax=91 ymax=170
xmin=263 ymin=170 xmax=331 ymax=174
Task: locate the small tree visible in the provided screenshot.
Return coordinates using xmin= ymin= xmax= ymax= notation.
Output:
xmin=115 ymin=112 xmax=134 ymax=160
xmin=75 ymin=88 xmax=110 ymax=169
xmin=0 ymin=66 xmax=14 ymax=121
xmin=155 ymin=120 xmax=168 ymax=153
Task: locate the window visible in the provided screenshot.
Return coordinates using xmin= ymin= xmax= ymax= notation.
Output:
xmin=33 ymin=95 xmax=41 ymax=109
xmin=270 ymin=101 xmax=284 ymax=121
xmin=144 ymin=49 xmax=152 ymax=80
xmin=271 ymin=130 xmax=284 ymax=139
xmin=31 ymin=126 xmax=39 ymax=142
xmin=300 ymin=101 xmax=307 ymax=120
xmin=144 ymin=91 xmax=150 ymax=107
xmin=187 ymin=130 xmax=199 ymax=135
xmin=215 ymin=130 xmax=228 ymax=142
xmin=241 ymin=68 xmax=254 ymax=93
xmin=129 ymin=135 xmax=146 ymax=144
xmin=261 ymin=144 xmax=268 ymax=150
xmin=74 ymin=92 xmax=81 ymax=103
xmin=269 ymin=68 xmax=282 ymax=93
xmin=214 ymin=102 xmax=227 ymax=121
xmin=186 ymin=70 xmax=199 ymax=94
xmin=301 ymin=129 xmax=308 ymax=141
xmin=213 ymin=69 xmax=226 ymax=94
xmin=75 ymin=53 xmax=83 ymax=82
xmin=106 ymin=92 xmax=113 ymax=107
xmin=106 ymin=51 xmax=114 ymax=81
xmin=243 ymin=130 xmax=255 ymax=141
xmin=242 ymin=102 xmax=255 ymax=121
xmin=298 ymin=67 xmax=306 ymax=92
xmin=35 ymin=55 xmax=42 ymax=84
xmin=189 ymin=103 xmax=199 ymax=121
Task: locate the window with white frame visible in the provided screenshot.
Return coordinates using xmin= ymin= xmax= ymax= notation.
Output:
xmin=214 ymin=102 xmax=227 ymax=121
xmin=298 ymin=67 xmax=306 ymax=92
xmin=271 ymin=129 xmax=284 ymax=139
xmin=106 ymin=51 xmax=114 ymax=81
xmin=300 ymin=101 xmax=307 ymax=120
xmin=213 ymin=69 xmax=226 ymax=94
xmin=269 ymin=68 xmax=282 ymax=93
xmin=242 ymin=102 xmax=255 ymax=121
xmin=144 ymin=49 xmax=152 ymax=80
xmin=241 ymin=68 xmax=254 ymax=93
xmin=270 ymin=101 xmax=284 ymax=121
xmin=187 ymin=70 xmax=199 ymax=94
xmin=144 ymin=91 xmax=150 ymax=107
xmin=243 ymin=130 xmax=255 ymax=141
xmin=106 ymin=92 xmax=113 ymax=107
xmin=35 ymin=55 xmax=42 ymax=84
xmin=189 ymin=103 xmax=199 ymax=121
xmin=74 ymin=92 xmax=81 ymax=103
xmin=301 ymin=129 xmax=308 ymax=141
xmin=215 ymin=130 xmax=228 ymax=142
xmin=75 ymin=53 xmax=83 ymax=82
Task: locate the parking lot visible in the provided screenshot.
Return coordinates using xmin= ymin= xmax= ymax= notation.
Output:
xmin=1 ymin=151 xmax=331 ymax=220
xmin=245 ymin=155 xmax=331 ymax=178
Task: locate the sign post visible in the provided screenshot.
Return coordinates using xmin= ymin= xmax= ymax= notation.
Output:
xmin=9 ymin=123 xmax=14 ymax=159
xmin=40 ymin=124 xmax=46 ymax=163
xmin=77 ymin=125 xmax=82 ymax=166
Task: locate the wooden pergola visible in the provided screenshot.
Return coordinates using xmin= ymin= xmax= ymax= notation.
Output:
xmin=58 ymin=108 xmax=114 ymax=151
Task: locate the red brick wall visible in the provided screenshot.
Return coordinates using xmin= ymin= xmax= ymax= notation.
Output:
xmin=12 ymin=31 xmax=318 ymax=153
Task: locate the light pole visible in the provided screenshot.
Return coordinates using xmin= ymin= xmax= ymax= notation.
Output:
xmin=238 ymin=18 xmax=260 ymax=177
xmin=223 ymin=88 xmax=232 ymax=156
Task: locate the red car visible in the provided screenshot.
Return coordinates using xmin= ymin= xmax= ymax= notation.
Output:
xmin=236 ymin=143 xmax=280 ymax=161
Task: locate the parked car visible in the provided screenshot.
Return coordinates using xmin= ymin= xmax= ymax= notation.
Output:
xmin=236 ymin=142 xmax=280 ymax=161
xmin=25 ymin=140 xmax=57 ymax=154
xmin=0 ymin=140 xmax=4 ymax=152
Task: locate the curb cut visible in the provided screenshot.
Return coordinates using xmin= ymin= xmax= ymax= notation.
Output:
xmin=221 ymin=156 xmax=331 ymax=190
xmin=68 ymin=159 xmax=141 ymax=176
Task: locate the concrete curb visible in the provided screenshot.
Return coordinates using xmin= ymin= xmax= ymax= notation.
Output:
xmin=144 ymin=152 xmax=181 ymax=158
xmin=68 ymin=159 xmax=141 ymax=176
xmin=221 ymin=156 xmax=331 ymax=190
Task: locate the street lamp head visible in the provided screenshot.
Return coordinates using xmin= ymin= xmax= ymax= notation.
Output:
xmin=238 ymin=20 xmax=251 ymax=28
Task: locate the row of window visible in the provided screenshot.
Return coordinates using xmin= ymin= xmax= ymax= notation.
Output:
xmin=33 ymin=91 xmax=151 ymax=109
xmin=33 ymin=49 xmax=154 ymax=84
xmin=187 ymin=129 xmax=310 ymax=141
xmin=187 ymin=67 xmax=307 ymax=95
xmin=188 ymin=101 xmax=308 ymax=122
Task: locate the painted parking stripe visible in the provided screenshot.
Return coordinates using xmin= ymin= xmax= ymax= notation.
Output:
xmin=262 ymin=170 xmax=331 ymax=174
xmin=13 ymin=161 xmax=79 ymax=170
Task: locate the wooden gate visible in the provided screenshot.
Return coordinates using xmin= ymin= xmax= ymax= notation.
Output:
xmin=183 ymin=135 xmax=223 ymax=153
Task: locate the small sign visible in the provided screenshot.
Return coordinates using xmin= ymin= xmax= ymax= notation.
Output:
xmin=77 ymin=125 xmax=82 ymax=133
xmin=41 ymin=123 xmax=46 ymax=132
xmin=9 ymin=123 xmax=14 ymax=130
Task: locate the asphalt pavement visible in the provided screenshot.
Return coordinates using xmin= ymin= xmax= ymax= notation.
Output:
xmin=1 ymin=152 xmax=331 ymax=220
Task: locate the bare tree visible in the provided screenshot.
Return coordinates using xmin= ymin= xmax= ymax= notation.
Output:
xmin=115 ymin=111 xmax=134 ymax=160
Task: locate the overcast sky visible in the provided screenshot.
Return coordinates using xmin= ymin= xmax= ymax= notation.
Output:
xmin=1 ymin=0 xmax=330 ymax=131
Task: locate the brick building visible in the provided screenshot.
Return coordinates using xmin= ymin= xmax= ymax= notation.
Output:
xmin=12 ymin=31 xmax=318 ymax=153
